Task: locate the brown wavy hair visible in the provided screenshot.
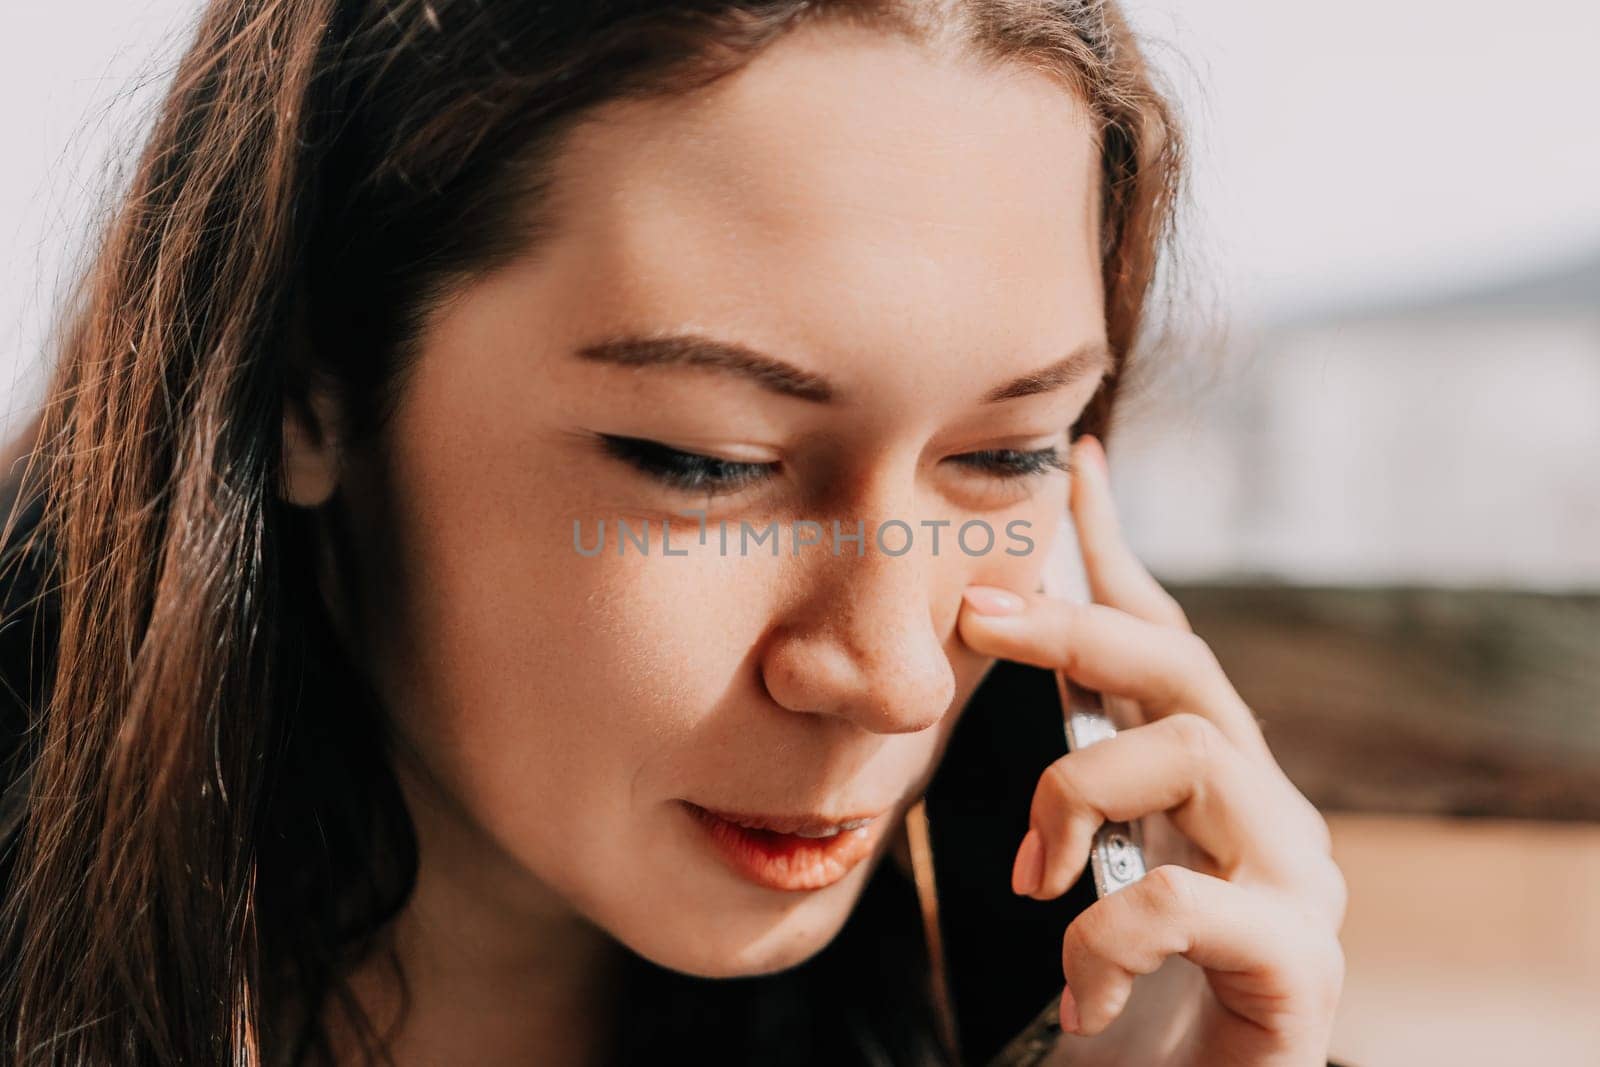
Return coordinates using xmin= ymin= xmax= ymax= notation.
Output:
xmin=0 ymin=1 xmax=1187 ymax=1062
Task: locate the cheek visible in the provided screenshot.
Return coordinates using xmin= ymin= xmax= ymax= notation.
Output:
xmin=360 ymin=420 xmax=780 ymax=897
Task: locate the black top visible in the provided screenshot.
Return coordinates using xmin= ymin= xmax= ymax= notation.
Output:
xmin=923 ymin=655 xmax=1101 ymax=1061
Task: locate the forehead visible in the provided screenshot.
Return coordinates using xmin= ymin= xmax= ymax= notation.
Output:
xmin=532 ymin=19 xmax=1104 ymax=358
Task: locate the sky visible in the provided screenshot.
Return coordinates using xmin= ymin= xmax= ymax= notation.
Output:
xmin=1124 ymin=0 xmax=1600 ymax=319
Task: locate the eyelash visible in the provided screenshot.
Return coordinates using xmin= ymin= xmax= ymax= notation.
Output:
xmin=597 ymin=434 xmax=1073 ymax=495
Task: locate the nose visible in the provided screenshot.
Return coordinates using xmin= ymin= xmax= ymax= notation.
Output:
xmin=759 ymin=518 xmax=956 ymax=735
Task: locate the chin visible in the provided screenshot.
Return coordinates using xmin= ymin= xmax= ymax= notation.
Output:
xmin=605 ymin=857 xmax=878 ymax=979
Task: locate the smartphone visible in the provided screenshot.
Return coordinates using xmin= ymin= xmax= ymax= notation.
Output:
xmin=976 ymin=517 xmax=1150 ymax=1066
xmin=1039 ymin=511 xmax=1149 ymax=900
xmin=1054 ymin=680 xmax=1149 ymax=898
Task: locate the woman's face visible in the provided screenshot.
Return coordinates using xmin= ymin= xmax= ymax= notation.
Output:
xmin=324 ymin=21 xmax=1107 ymax=978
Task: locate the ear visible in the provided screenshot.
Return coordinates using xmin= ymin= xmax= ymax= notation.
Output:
xmin=280 ymin=378 xmax=344 ymax=507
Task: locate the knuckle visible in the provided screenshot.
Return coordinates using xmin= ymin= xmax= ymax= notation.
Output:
xmin=1317 ymin=856 xmax=1350 ymax=926
xmin=1271 ymin=769 xmax=1335 ymax=855
xmin=1176 ymin=632 xmax=1228 ymax=705
xmin=1278 ymin=852 xmax=1349 ymax=934
xmin=1308 ymin=929 xmax=1348 ymax=1018
xmin=1323 ymin=936 xmax=1348 ymax=1003
xmin=1304 ymin=803 xmax=1335 ymax=857
xmin=1059 ymin=915 xmax=1086 ymax=967
xmin=1183 ymin=630 xmax=1221 ymax=672
xmin=1164 ymin=711 xmax=1223 ymax=773
xmin=1158 ymin=593 xmax=1193 ymax=633
xmin=1040 ymin=755 xmax=1095 ymax=822
xmin=1067 ymin=892 xmax=1123 ymax=958
xmin=1272 ymin=891 xmax=1346 ymax=1012
xmin=1141 ymin=862 xmax=1197 ymax=920
xmin=1060 ymin=908 xmax=1103 ymax=972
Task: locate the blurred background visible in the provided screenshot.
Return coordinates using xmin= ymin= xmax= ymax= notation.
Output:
xmin=1113 ymin=3 xmax=1600 ymax=1063
xmin=2 ymin=2 xmax=1596 ymax=1064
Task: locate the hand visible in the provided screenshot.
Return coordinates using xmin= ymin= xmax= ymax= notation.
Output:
xmin=956 ymin=434 xmax=1347 ymax=1067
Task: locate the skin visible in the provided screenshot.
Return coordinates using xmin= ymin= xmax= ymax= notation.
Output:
xmin=282 ymin=19 xmax=1344 ymax=1067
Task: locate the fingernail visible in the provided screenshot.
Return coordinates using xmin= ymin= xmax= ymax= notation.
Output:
xmin=1058 ymin=984 xmax=1080 ymax=1033
xmin=963 ymin=585 xmax=1026 ymax=616
xmin=1011 ymin=827 xmax=1044 ymax=896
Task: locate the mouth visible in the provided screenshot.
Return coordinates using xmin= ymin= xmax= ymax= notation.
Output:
xmin=679 ymin=800 xmax=891 ymax=892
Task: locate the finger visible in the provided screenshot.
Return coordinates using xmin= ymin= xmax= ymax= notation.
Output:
xmin=1015 ymin=713 xmax=1321 ymax=900
xmin=1068 ymin=434 xmax=1192 ymax=632
xmin=1057 ymin=864 xmax=1344 ymax=1042
xmin=959 ymin=587 xmax=1273 ymax=764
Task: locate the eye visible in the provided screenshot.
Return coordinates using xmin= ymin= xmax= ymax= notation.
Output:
xmin=597 ymin=434 xmax=778 ymax=495
xmin=946 ymin=446 xmax=1072 ymax=480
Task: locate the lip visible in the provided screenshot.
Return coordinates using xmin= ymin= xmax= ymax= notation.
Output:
xmin=680 ymin=800 xmax=890 ymax=892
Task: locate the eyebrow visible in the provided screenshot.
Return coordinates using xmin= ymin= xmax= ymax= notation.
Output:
xmin=572 ymin=331 xmax=1113 ymax=404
